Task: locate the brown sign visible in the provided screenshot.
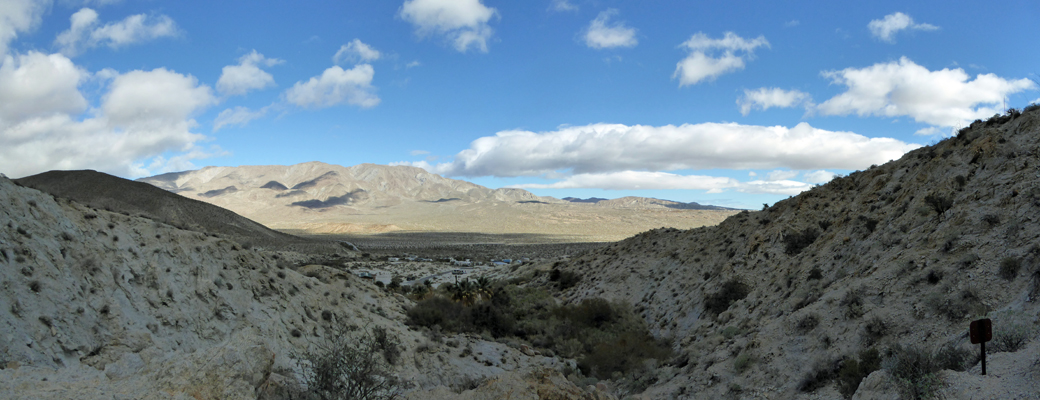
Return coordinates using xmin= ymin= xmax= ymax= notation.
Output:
xmin=970 ymin=318 xmax=992 ymax=344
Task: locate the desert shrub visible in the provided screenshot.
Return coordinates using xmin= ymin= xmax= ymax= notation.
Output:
xmin=296 ymin=323 xmax=400 ymax=400
xmin=557 ymin=270 xmax=582 ymax=289
xmin=578 ymin=331 xmax=671 ymax=379
xmin=784 ymin=228 xmax=819 ymax=255
xmin=991 ymin=324 xmax=1030 ymax=353
xmin=925 ymin=269 xmax=943 ymax=285
xmin=927 ymin=287 xmax=987 ymax=321
xmin=999 ymin=257 xmax=1021 ymax=281
xmin=924 ymin=194 xmax=953 ymax=220
xmin=704 ymin=279 xmax=750 ymax=315
xmin=733 ymin=352 xmax=753 ymax=373
xmin=837 ymin=348 xmax=881 ymax=398
xmin=818 ymin=220 xmax=832 ymax=230
xmin=796 ymin=314 xmax=819 ymax=334
xmin=841 ymin=290 xmax=864 ymax=319
xmin=721 ymin=325 xmax=741 ymax=339
xmin=884 ymin=345 xmax=944 ymax=400
xmin=807 ymin=267 xmax=823 ymax=280
xmin=934 ymin=344 xmax=976 ymax=371
xmin=981 ymin=214 xmax=1000 ymax=226
xmin=798 ymin=358 xmax=839 ymax=393
xmin=862 ymin=316 xmax=888 ymax=346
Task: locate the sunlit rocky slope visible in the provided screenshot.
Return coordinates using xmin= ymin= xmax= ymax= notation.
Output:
xmin=137 ymin=162 xmax=737 ymax=241
xmin=546 ymin=107 xmax=1040 ymax=398
xmin=0 ymin=175 xmax=600 ymax=399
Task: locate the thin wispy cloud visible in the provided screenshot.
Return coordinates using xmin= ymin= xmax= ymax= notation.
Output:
xmin=868 ymin=12 xmax=938 ymax=43
xmin=583 ymin=9 xmax=637 ymax=49
xmin=55 ymin=8 xmax=178 ymax=56
xmin=738 ymin=87 xmax=813 ymax=115
xmin=334 ymin=39 xmax=381 ymax=64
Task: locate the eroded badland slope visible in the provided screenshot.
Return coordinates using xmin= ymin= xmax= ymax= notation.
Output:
xmin=548 ymin=108 xmax=1040 ymax=398
xmin=0 ymin=175 xmax=602 ymax=399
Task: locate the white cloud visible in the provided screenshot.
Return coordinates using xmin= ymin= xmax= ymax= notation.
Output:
xmin=674 ymin=32 xmax=768 ymax=86
xmin=402 ymin=122 xmax=919 ymax=178
xmin=55 ymin=8 xmax=178 ymax=56
xmin=410 ymin=149 xmax=430 ymax=156
xmin=868 ymin=12 xmax=938 ymax=43
xmin=583 ymin=9 xmax=637 ymax=49
xmin=513 ymin=171 xmax=738 ymax=190
xmin=784 ymin=20 xmax=800 ymax=27
xmin=406 ymin=60 xmax=422 ymax=68
xmin=103 ymin=68 xmax=215 ymax=126
xmin=914 ymin=126 xmax=942 ymax=136
xmin=509 ymin=170 xmax=814 ymax=195
xmin=737 ymin=87 xmax=812 ymax=115
xmin=0 ymin=0 xmax=48 ymax=56
xmin=0 ymin=56 xmax=219 ymax=178
xmin=766 ymin=170 xmax=799 ymax=181
xmin=0 ymin=51 xmax=88 ymax=122
xmin=399 ymin=0 xmax=497 ymax=53
xmin=739 ymin=179 xmax=811 ymax=195
xmin=817 ymin=57 xmax=1036 ymax=128
xmin=803 ymin=170 xmax=837 ymax=183
xmin=285 ymin=64 xmax=379 ymax=109
xmin=216 ymin=50 xmax=283 ymax=97
xmin=213 ymin=106 xmax=268 ymax=131
xmin=334 ymin=39 xmax=381 ymax=64
xmin=550 ymin=0 xmax=577 ymax=12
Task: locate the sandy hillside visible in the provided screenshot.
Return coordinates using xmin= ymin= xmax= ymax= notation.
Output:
xmin=137 ymin=163 xmax=739 ymax=242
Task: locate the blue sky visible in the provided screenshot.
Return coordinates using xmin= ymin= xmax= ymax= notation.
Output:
xmin=1 ymin=0 xmax=1038 ymax=209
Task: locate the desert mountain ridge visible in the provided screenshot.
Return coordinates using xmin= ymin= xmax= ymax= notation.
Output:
xmin=135 ymin=162 xmax=739 ymax=241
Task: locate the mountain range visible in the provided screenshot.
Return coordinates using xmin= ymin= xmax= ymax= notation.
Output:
xmin=135 ymin=162 xmax=738 ymax=241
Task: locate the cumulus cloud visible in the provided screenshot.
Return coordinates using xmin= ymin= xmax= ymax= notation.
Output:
xmin=765 ymin=170 xmax=799 ymax=181
xmin=868 ymin=12 xmax=937 ymax=43
xmin=737 ymin=87 xmax=812 ymax=115
xmin=55 ymin=8 xmax=178 ymax=56
xmin=0 ymin=51 xmax=88 ymax=122
xmin=401 ymin=122 xmax=919 ymax=178
xmin=674 ymin=32 xmax=768 ymax=86
xmin=0 ymin=54 xmax=218 ymax=178
xmin=0 ymin=0 xmax=47 ymax=56
xmin=817 ymin=57 xmax=1036 ymax=128
xmin=399 ymin=0 xmax=497 ymax=53
xmin=216 ymin=50 xmax=283 ymax=97
xmin=583 ymin=9 xmax=637 ymax=49
xmin=213 ymin=106 xmax=269 ymax=131
xmin=285 ymin=64 xmax=379 ymax=109
xmin=334 ymin=39 xmax=381 ymax=64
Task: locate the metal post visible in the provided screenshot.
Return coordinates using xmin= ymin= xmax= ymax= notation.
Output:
xmin=981 ymin=341 xmax=986 ymax=375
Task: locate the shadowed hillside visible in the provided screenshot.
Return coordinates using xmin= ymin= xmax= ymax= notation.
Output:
xmin=540 ymin=106 xmax=1040 ymax=398
xmin=14 ymin=170 xmax=338 ymax=253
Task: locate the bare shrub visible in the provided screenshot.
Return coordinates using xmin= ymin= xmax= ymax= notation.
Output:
xmin=296 ymin=323 xmax=400 ymax=400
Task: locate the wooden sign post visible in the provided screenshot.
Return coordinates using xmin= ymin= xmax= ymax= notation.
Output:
xmin=970 ymin=318 xmax=992 ymax=375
